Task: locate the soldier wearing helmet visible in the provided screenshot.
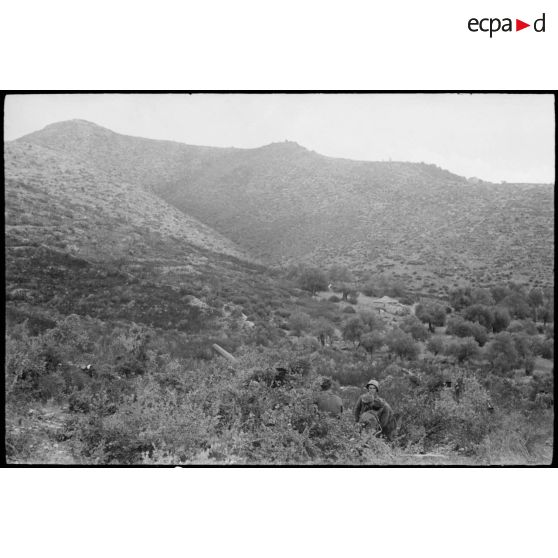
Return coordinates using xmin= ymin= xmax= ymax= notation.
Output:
xmin=354 ymin=379 xmax=396 ymax=440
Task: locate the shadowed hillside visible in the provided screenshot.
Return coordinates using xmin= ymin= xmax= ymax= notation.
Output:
xmin=4 ymin=140 xmax=287 ymax=334
xmin=5 ymin=141 xmax=250 ymax=261
xmin=19 ymin=120 xmax=554 ymax=296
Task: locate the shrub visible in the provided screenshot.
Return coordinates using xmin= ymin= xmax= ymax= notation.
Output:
xmin=288 ymin=311 xmax=312 ymax=335
xmin=298 ymin=267 xmax=328 ymax=295
xmin=342 ymin=317 xmax=365 ymax=346
xmin=360 ymin=331 xmax=385 ymax=357
xmin=385 ymin=328 xmax=419 ymax=360
xmin=449 ymin=287 xmax=472 ymax=311
xmin=485 ymin=333 xmax=520 ymax=374
xmin=491 ymin=285 xmax=511 ymax=304
xmin=359 ymin=311 xmax=384 ymax=332
xmin=446 ymin=318 xmax=488 ymax=346
xmin=328 ymin=295 xmax=341 ymax=303
xmin=381 ymin=368 xmax=492 ymax=453
xmin=312 ymin=318 xmax=335 ymax=347
xmin=415 ymin=302 xmax=447 ymax=331
xmin=361 ymin=283 xmax=378 ymax=297
xmin=519 ymin=320 xmax=538 ymax=335
xmin=507 ymin=320 xmax=525 ymax=333
xmin=492 ymin=307 xmax=511 ymax=333
xmin=444 ymin=337 xmax=480 ymax=363
xmin=463 ymin=304 xmax=494 ymax=330
xmin=501 ymin=292 xmax=531 ymax=319
xmin=470 ymin=288 xmax=495 ymax=306
xmin=524 ymin=357 xmax=536 ymax=376
xmin=342 ymin=305 xmax=356 ymax=314
xmin=526 ymin=336 xmax=544 ymax=358
xmin=400 ymin=315 xmax=429 ymax=342
xmin=426 ymin=337 xmax=445 ymax=355
xmin=432 ymin=374 xmax=492 ymax=450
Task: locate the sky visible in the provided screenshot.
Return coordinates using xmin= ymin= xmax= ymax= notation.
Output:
xmin=4 ymin=93 xmax=555 ymax=183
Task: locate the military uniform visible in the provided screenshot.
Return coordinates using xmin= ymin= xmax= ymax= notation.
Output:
xmin=354 ymin=392 xmax=396 ymax=439
xmin=314 ymin=392 xmax=343 ymax=417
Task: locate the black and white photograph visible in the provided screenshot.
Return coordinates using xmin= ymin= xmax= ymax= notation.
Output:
xmin=3 ymin=92 xmax=555 ymax=465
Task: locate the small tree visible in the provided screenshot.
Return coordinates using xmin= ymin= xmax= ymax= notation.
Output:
xmin=501 ymin=292 xmax=531 ymax=320
xmin=400 ymin=315 xmax=429 ymax=342
xmin=360 ymin=331 xmax=385 ymax=358
xmin=313 ymin=318 xmax=334 ymax=347
xmin=359 ymin=311 xmax=383 ymax=333
xmin=446 ymin=318 xmax=488 ymax=346
xmin=485 ymin=332 xmax=519 ymax=374
xmin=426 ymin=336 xmax=444 ymax=355
xmin=345 ymin=290 xmax=359 ymax=304
xmin=528 ymin=288 xmax=544 ymax=321
xmin=385 ymin=328 xmax=419 ymax=360
xmin=463 ymin=304 xmax=495 ymax=330
xmin=288 ymin=311 xmax=312 ymax=335
xmin=298 ymin=267 xmax=328 ymax=295
xmin=444 ymin=337 xmax=479 ymax=363
xmin=449 ymin=287 xmax=472 ymax=311
xmin=528 ymin=287 xmax=544 ymax=305
xmin=491 ymin=284 xmax=511 ymax=304
xmin=415 ymin=302 xmax=446 ymax=332
xmin=342 ymin=317 xmax=366 ymax=347
xmin=512 ymin=331 xmax=535 ymax=374
xmin=492 ymin=307 xmax=511 ymax=333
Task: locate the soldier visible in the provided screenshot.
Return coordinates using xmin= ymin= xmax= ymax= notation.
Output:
xmin=314 ymin=377 xmax=343 ymax=417
xmin=354 ymin=379 xmax=396 ymax=440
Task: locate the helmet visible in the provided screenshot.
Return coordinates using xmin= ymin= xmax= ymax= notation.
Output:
xmin=366 ymin=379 xmax=380 ymax=391
xmin=320 ymin=376 xmax=332 ymax=390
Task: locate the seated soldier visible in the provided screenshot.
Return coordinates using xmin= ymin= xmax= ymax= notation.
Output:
xmin=354 ymin=379 xmax=396 ymax=440
xmin=314 ymin=377 xmax=343 ymax=417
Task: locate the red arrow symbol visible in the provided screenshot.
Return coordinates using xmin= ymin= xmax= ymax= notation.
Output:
xmin=516 ymin=19 xmax=530 ymax=31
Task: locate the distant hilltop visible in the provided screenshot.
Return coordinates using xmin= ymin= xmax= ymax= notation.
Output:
xmin=12 ymin=119 xmax=554 ymax=292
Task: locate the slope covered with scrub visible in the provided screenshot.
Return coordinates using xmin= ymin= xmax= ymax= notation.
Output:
xmin=19 ymin=120 xmax=554 ymax=295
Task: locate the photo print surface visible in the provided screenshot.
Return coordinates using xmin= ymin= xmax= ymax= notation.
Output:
xmin=4 ymin=93 xmax=554 ymax=465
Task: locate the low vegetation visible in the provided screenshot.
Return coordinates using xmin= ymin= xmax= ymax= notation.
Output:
xmin=6 ymin=270 xmax=553 ymax=464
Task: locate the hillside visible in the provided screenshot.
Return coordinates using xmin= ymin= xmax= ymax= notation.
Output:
xmin=5 ymin=141 xmax=250 ymax=261
xmin=4 ymin=140 xmax=288 ymax=335
xmin=5 ymin=120 xmax=553 ymax=465
xmin=19 ymin=120 xmax=554 ymax=295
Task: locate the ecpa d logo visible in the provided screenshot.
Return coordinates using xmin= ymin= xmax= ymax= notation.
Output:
xmin=468 ymin=13 xmax=546 ymax=37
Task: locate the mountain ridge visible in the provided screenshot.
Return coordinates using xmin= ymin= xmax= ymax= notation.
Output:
xmin=17 ymin=120 xmax=554 ymax=186
xmin=16 ymin=119 xmax=479 ymax=177
xmin=15 ymin=120 xmax=554 ymax=294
